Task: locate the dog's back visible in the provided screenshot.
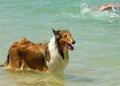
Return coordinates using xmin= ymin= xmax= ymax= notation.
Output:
xmin=5 ymin=38 xmax=49 ymax=71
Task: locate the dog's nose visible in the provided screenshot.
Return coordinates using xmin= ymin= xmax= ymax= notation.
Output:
xmin=72 ymin=40 xmax=76 ymax=44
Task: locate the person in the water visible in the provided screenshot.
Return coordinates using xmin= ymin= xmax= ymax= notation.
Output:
xmin=100 ymin=3 xmax=120 ymax=12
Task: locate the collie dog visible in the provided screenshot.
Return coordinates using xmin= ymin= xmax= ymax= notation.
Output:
xmin=0 ymin=29 xmax=75 ymax=73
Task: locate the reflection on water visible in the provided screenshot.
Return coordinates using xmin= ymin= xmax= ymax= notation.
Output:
xmin=3 ymin=70 xmax=65 ymax=86
xmin=0 ymin=68 xmax=96 ymax=86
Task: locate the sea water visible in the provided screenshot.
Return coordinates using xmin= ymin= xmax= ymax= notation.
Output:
xmin=0 ymin=0 xmax=120 ymax=86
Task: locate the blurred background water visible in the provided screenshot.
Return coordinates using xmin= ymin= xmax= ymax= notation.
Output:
xmin=0 ymin=0 xmax=120 ymax=86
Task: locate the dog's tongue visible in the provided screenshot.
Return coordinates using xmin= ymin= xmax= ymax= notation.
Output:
xmin=65 ymin=43 xmax=74 ymax=51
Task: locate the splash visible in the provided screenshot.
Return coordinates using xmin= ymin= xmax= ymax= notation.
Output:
xmin=80 ymin=3 xmax=90 ymax=14
xmin=80 ymin=2 xmax=120 ymax=23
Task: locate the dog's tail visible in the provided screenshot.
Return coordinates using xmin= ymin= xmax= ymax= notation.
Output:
xmin=0 ymin=55 xmax=9 ymax=67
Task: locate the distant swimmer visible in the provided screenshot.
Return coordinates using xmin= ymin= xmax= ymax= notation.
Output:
xmin=100 ymin=4 xmax=120 ymax=12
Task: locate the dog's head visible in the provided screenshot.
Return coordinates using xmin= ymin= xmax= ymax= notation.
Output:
xmin=52 ymin=29 xmax=75 ymax=51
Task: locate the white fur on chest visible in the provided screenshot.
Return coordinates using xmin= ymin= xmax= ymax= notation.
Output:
xmin=47 ymin=36 xmax=69 ymax=73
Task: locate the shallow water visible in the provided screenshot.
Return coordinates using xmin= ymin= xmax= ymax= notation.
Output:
xmin=0 ymin=0 xmax=120 ymax=86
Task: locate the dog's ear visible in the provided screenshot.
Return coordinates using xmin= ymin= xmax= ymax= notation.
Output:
xmin=52 ymin=29 xmax=57 ymax=35
xmin=52 ymin=29 xmax=60 ymax=39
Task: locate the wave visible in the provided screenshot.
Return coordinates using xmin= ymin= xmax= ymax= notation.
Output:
xmin=80 ymin=3 xmax=120 ymax=18
xmin=56 ymin=2 xmax=120 ymax=23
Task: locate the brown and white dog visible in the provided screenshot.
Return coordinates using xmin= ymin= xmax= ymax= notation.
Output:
xmin=0 ymin=29 xmax=75 ymax=73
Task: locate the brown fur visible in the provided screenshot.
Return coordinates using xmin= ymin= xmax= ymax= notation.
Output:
xmin=7 ymin=38 xmax=49 ymax=71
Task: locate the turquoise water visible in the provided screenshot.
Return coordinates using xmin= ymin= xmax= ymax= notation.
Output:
xmin=0 ymin=0 xmax=120 ymax=86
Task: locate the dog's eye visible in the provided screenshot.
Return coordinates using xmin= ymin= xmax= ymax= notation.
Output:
xmin=64 ymin=35 xmax=67 ymax=38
